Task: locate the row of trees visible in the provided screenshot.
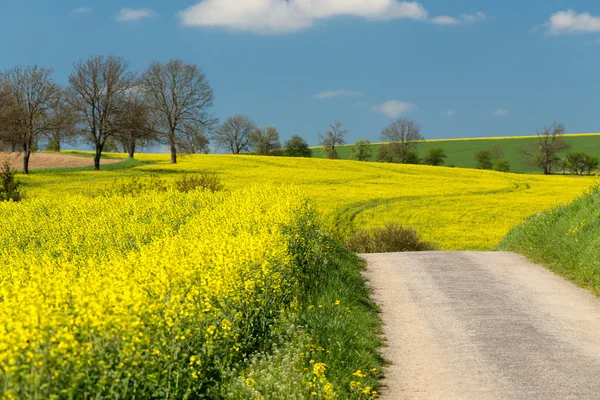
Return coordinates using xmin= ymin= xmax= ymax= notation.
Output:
xmin=0 ymin=57 xmax=217 ymax=173
xmin=317 ymin=119 xmax=599 ymax=175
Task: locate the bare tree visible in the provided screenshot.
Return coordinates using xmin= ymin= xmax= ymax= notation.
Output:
xmin=113 ymin=89 xmax=158 ymax=158
xmin=519 ymin=122 xmax=571 ymax=175
xmin=250 ymin=126 xmax=281 ymax=155
xmin=142 ymin=60 xmax=216 ymax=164
xmin=45 ymin=89 xmax=78 ymax=152
xmin=213 ymin=115 xmax=257 ymax=154
xmin=318 ymin=121 xmax=347 ymax=159
xmin=0 ymin=65 xmax=60 ymax=174
xmin=176 ymin=123 xmax=210 ymax=154
xmin=67 ymin=55 xmax=136 ymax=170
xmin=379 ymin=118 xmax=423 ymax=163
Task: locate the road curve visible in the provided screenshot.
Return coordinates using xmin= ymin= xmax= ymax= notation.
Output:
xmin=362 ymin=252 xmax=600 ymax=400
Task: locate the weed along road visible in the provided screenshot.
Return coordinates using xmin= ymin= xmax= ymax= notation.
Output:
xmin=363 ymin=252 xmax=600 ymax=400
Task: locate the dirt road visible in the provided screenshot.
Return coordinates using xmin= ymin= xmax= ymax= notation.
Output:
xmin=362 ymin=252 xmax=600 ymax=400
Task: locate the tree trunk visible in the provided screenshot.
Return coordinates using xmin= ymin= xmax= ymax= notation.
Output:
xmin=169 ymin=130 xmax=177 ymax=164
xmin=94 ymin=143 xmax=103 ymax=171
xmin=128 ymin=141 xmax=136 ymax=159
xmin=23 ymin=148 xmax=30 ymax=175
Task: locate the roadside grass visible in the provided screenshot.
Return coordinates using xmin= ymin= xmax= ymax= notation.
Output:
xmin=298 ymin=237 xmax=385 ymax=398
xmin=311 ymin=134 xmax=600 ymax=173
xmin=498 ymin=183 xmax=600 ymax=296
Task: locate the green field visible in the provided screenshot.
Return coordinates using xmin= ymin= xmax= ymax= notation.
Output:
xmin=311 ymin=134 xmax=600 ymax=173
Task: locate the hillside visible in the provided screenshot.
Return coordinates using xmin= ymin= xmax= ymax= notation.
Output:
xmin=311 ymin=134 xmax=600 ymax=173
xmin=18 ymin=152 xmax=596 ymax=250
xmin=499 ymin=184 xmax=600 ymax=295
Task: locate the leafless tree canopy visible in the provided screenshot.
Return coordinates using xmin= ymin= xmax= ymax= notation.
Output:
xmin=318 ymin=120 xmax=347 ymax=159
xmin=0 ymin=65 xmax=60 ymax=173
xmin=519 ymin=122 xmax=571 ymax=175
xmin=112 ymin=89 xmax=158 ymax=158
xmin=379 ymin=118 xmax=423 ymax=163
xmin=67 ymin=55 xmax=136 ymax=170
xmin=176 ymin=123 xmax=210 ymax=155
xmin=142 ymin=60 xmax=216 ymax=164
xmin=250 ymin=126 xmax=281 ymax=155
xmin=45 ymin=89 xmax=78 ymax=152
xmin=213 ymin=115 xmax=257 ymax=154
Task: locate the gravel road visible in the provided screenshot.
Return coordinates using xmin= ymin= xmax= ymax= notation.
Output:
xmin=362 ymin=251 xmax=600 ymax=400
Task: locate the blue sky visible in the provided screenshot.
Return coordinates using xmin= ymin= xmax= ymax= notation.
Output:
xmin=1 ymin=0 xmax=600 ymax=146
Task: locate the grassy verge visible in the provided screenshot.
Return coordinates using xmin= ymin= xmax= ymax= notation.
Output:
xmin=498 ymin=183 xmax=600 ymax=296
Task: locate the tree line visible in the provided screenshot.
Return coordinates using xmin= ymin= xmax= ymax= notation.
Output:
xmin=0 ymin=56 xmax=314 ymax=174
xmin=318 ymin=118 xmax=599 ymax=175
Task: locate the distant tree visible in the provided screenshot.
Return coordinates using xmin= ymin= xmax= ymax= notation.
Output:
xmin=519 ymin=122 xmax=571 ymax=175
xmin=250 ymin=126 xmax=282 ymax=155
xmin=352 ymin=139 xmax=372 ymax=161
xmin=564 ymin=152 xmax=587 ymax=175
xmin=490 ymin=145 xmax=505 ymax=162
xmin=584 ymin=154 xmax=600 ymax=175
xmin=475 ymin=150 xmax=493 ymax=170
xmin=45 ymin=91 xmax=78 ymax=152
xmin=176 ymin=124 xmax=210 ymax=155
xmin=318 ymin=121 xmax=347 ymax=159
xmin=493 ymin=159 xmax=511 ymax=173
xmin=423 ymin=147 xmax=447 ymax=166
xmin=0 ymin=65 xmax=61 ymax=174
xmin=67 ymin=55 xmax=136 ymax=171
xmin=142 ymin=59 xmax=216 ymax=164
xmin=213 ymin=115 xmax=257 ymax=154
xmin=283 ymin=135 xmax=312 ymax=157
xmin=112 ymin=89 xmax=159 ymax=158
xmin=379 ymin=118 xmax=423 ymax=164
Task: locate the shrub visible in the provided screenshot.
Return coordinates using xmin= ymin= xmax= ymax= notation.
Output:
xmin=0 ymin=160 xmax=22 ymax=202
xmin=493 ymin=159 xmax=511 ymax=172
xmin=423 ymin=147 xmax=447 ymax=166
xmin=345 ymin=222 xmax=437 ymax=253
xmin=174 ymin=173 xmax=224 ymax=193
xmin=475 ymin=150 xmax=493 ymax=170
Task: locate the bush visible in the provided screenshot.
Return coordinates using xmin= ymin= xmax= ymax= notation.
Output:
xmin=345 ymin=222 xmax=437 ymax=253
xmin=493 ymin=159 xmax=511 ymax=172
xmin=0 ymin=160 xmax=22 ymax=202
xmin=475 ymin=150 xmax=493 ymax=170
xmin=174 ymin=173 xmax=224 ymax=193
xmin=423 ymin=147 xmax=447 ymax=166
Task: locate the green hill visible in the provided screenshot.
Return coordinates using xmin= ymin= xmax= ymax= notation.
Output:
xmin=311 ymin=134 xmax=600 ymax=173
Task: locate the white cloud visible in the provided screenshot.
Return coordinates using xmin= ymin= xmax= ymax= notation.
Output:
xmin=544 ymin=10 xmax=600 ymax=35
xmin=493 ymin=108 xmax=509 ymax=117
xmin=71 ymin=7 xmax=93 ymax=15
xmin=115 ymin=8 xmax=156 ymax=22
xmin=179 ymin=0 xmax=432 ymax=33
xmin=431 ymin=16 xmax=459 ymax=25
xmin=371 ymin=100 xmax=415 ymax=119
xmin=313 ymin=90 xmax=364 ymax=100
xmin=431 ymin=11 xmax=487 ymax=26
xmin=445 ymin=109 xmax=457 ymax=117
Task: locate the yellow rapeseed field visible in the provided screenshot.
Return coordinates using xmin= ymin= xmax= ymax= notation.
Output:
xmin=0 ymin=185 xmax=342 ymax=398
xmin=20 ymin=153 xmax=596 ymax=250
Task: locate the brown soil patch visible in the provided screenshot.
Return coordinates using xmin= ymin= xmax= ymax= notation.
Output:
xmin=0 ymin=153 xmax=122 ymax=171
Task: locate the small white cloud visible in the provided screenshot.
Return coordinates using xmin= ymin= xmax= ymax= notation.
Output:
xmin=430 ymin=11 xmax=486 ymax=25
xmin=431 ymin=16 xmax=459 ymax=25
xmin=445 ymin=109 xmax=457 ymax=117
xmin=71 ymin=7 xmax=93 ymax=15
xmin=115 ymin=8 xmax=156 ymax=23
xmin=371 ymin=100 xmax=415 ymax=119
xmin=493 ymin=108 xmax=510 ymax=117
xmin=313 ymin=90 xmax=364 ymax=100
xmin=544 ymin=10 xmax=600 ymax=35
xmin=460 ymin=12 xmax=488 ymax=23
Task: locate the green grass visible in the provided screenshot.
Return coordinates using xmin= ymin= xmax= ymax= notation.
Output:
xmin=498 ymin=184 xmax=600 ymax=296
xmin=311 ymin=134 xmax=600 ymax=173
